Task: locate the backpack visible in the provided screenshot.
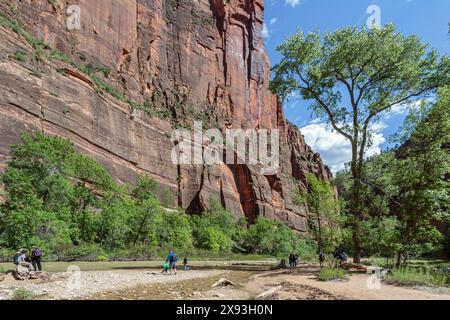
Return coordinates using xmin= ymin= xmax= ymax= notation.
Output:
xmin=13 ymin=254 xmax=20 ymax=265
xmin=169 ymin=253 xmax=177 ymax=263
xmin=33 ymin=248 xmax=42 ymax=257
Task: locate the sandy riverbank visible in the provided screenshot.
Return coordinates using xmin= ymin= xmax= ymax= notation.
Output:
xmin=1 ymin=264 xmax=449 ymax=300
xmin=0 ymin=269 xmax=223 ymax=300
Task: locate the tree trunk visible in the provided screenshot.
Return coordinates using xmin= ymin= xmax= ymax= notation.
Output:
xmin=396 ymin=251 xmax=402 ymax=269
xmin=350 ymin=141 xmax=363 ymax=264
xmin=133 ymin=211 xmax=149 ymax=246
xmin=403 ymin=251 xmax=409 ymax=266
xmin=317 ymin=214 xmax=323 ymax=253
xmin=352 ymin=226 xmax=362 ymax=263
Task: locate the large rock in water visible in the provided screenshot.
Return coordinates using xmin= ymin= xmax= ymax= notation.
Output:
xmin=0 ymin=0 xmax=332 ymax=233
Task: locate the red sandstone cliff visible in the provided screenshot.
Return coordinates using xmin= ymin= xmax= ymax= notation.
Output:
xmin=0 ymin=0 xmax=332 ymax=232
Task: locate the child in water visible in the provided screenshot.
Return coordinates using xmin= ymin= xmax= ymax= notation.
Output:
xmin=161 ymin=263 xmax=170 ymax=274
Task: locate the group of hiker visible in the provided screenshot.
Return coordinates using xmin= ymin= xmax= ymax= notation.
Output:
xmin=288 ymin=253 xmax=298 ymax=268
xmin=13 ymin=246 xmax=43 ymax=272
xmin=319 ymin=250 xmax=348 ymax=267
xmin=161 ymin=250 xmax=189 ymax=275
xmin=10 ymin=247 xmax=349 ymax=276
xmin=279 ymin=249 xmax=348 ymax=269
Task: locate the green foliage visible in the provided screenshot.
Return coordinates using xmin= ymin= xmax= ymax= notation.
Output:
xmin=0 ymin=133 xmax=165 ymax=257
xmin=161 ymin=187 xmax=175 ymax=208
xmin=360 ymin=217 xmax=400 ymax=260
xmin=0 ymin=133 xmax=316 ymax=261
xmin=13 ymin=288 xmax=36 ymax=300
xmin=270 ymin=24 xmax=450 ymax=262
xmin=132 ymin=174 xmax=158 ymax=201
xmin=190 ymin=200 xmax=244 ymax=253
xmin=335 ymin=87 xmax=450 ymax=263
xmin=12 ymin=50 xmax=27 ymax=62
xmin=159 ymin=210 xmax=193 ymax=250
xmin=0 ymin=132 xmax=114 ymax=251
xmin=300 ymin=174 xmax=343 ymax=254
xmin=94 ymin=193 xmax=134 ymax=249
xmin=96 ymin=255 xmax=109 ymax=262
xmin=317 ymin=267 xmax=346 ymax=281
xmin=0 ymin=248 xmax=15 ymax=263
xmin=242 ymin=217 xmax=309 ymax=258
xmin=385 ymin=268 xmax=450 ymax=287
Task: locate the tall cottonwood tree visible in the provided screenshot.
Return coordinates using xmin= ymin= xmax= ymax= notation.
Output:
xmin=295 ymin=174 xmax=342 ymax=255
xmin=270 ymin=25 xmax=450 ymax=263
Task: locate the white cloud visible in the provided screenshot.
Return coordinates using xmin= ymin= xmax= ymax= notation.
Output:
xmin=285 ymin=0 xmax=302 ymax=7
xmin=262 ymin=23 xmax=270 ymax=39
xmin=300 ymin=123 xmax=385 ymax=174
xmin=262 ymin=18 xmax=278 ymax=40
xmin=383 ymin=100 xmax=423 ymax=119
xmin=369 ymin=121 xmax=387 ymax=133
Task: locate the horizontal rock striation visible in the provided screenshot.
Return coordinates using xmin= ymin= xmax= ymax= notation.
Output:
xmin=0 ymin=0 xmax=331 ymax=232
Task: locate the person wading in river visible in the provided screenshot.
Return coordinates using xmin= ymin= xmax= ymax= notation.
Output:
xmin=165 ymin=250 xmax=178 ymax=275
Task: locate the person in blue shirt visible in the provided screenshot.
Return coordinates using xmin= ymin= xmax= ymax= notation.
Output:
xmin=14 ymin=249 xmax=34 ymax=271
xmin=165 ymin=250 xmax=178 ymax=275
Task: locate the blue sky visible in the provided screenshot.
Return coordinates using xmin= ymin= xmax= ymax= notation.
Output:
xmin=263 ymin=0 xmax=450 ymax=172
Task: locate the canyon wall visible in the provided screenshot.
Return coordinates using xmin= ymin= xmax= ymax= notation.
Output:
xmin=0 ymin=0 xmax=332 ymax=232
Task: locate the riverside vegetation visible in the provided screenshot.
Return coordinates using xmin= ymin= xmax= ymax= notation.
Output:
xmin=270 ymin=23 xmax=449 ymax=287
xmin=0 ymin=16 xmax=448 ymax=290
xmin=0 ymin=133 xmax=316 ymax=262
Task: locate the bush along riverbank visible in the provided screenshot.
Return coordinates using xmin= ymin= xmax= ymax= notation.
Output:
xmin=0 ymin=133 xmax=317 ymax=263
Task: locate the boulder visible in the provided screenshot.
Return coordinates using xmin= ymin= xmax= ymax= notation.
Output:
xmin=212 ymin=278 xmax=234 ymax=288
xmin=13 ymin=265 xmax=31 ymax=281
xmin=255 ymin=286 xmax=283 ymax=300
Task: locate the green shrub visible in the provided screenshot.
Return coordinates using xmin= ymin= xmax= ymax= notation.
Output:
xmin=295 ymin=239 xmax=318 ymax=262
xmin=242 ymin=217 xmax=309 ymax=258
xmin=12 ymin=50 xmax=27 ymax=62
xmin=318 ymin=267 xmax=346 ymax=281
xmin=0 ymin=132 xmax=317 ymax=261
xmin=385 ymin=268 xmax=449 ymax=287
xmin=0 ymin=248 xmax=16 ymax=263
xmin=159 ymin=210 xmax=193 ymax=250
xmin=198 ymin=226 xmax=233 ymax=253
xmin=161 ymin=187 xmax=175 ymax=208
xmin=13 ymin=288 xmax=36 ymax=300
xmin=190 ymin=200 xmax=245 ymax=253
xmin=96 ymin=255 xmax=109 ymax=262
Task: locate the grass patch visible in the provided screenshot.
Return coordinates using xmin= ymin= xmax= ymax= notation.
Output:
xmin=362 ymin=257 xmax=450 ymax=270
xmin=318 ymin=267 xmax=347 ymax=281
xmin=12 ymin=288 xmax=36 ymax=300
xmin=30 ymin=70 xmax=42 ymax=78
xmin=384 ymin=268 xmax=450 ymax=287
xmin=0 ymin=265 xmax=5 ymax=273
xmin=12 ymin=50 xmax=27 ymax=62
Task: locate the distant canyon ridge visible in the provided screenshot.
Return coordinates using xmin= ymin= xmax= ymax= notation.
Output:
xmin=0 ymin=0 xmax=332 ymax=233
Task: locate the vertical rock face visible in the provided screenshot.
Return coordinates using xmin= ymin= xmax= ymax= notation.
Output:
xmin=0 ymin=0 xmax=332 ymax=232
